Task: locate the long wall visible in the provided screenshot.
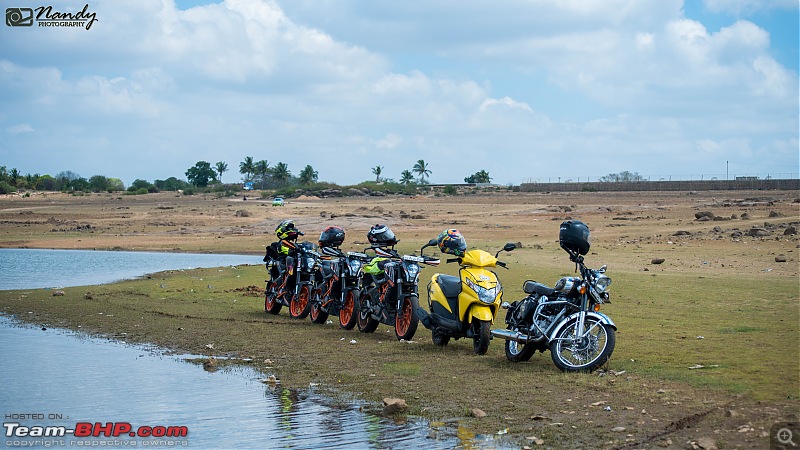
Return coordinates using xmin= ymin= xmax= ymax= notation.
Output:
xmin=519 ymin=179 xmax=800 ymax=192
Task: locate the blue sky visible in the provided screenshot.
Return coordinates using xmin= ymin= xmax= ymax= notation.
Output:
xmin=1 ymin=0 xmax=797 ymax=187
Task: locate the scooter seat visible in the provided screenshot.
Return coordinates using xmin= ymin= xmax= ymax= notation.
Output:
xmin=436 ymin=274 xmax=462 ymax=299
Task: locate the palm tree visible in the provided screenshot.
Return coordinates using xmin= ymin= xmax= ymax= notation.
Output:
xmin=372 ymin=165 xmax=383 ymax=182
xmin=299 ymin=165 xmax=318 ymax=185
xmin=413 ymin=159 xmax=431 ymax=183
xmin=271 ymin=162 xmax=291 ymax=186
xmin=215 ymin=161 xmax=228 ymax=183
xmin=255 ymin=160 xmax=270 ymax=189
xmin=400 ymin=170 xmax=414 ymax=185
xmin=239 ymin=156 xmax=255 ymax=182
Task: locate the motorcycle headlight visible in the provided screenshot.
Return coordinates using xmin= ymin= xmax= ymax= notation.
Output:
xmin=305 ymin=257 xmax=316 ymax=270
xmin=348 ymin=259 xmax=362 ymax=275
xmin=594 ymin=275 xmax=612 ymax=293
xmin=465 ymin=278 xmax=501 ymax=304
xmin=404 ymin=263 xmax=419 ymax=283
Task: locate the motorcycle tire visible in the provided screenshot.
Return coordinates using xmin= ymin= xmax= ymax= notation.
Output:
xmin=264 ymin=281 xmax=282 ymax=315
xmin=289 ymin=285 xmax=312 ymax=319
xmin=549 ymin=317 xmax=616 ymax=373
xmin=473 ymin=320 xmax=491 ymax=355
xmin=339 ymin=289 xmax=359 ymax=330
xmin=309 ymin=289 xmax=329 ymax=324
xmin=356 ymin=292 xmax=379 ymax=333
xmin=394 ymin=295 xmax=420 ymax=341
xmin=505 ymin=339 xmax=536 ymax=362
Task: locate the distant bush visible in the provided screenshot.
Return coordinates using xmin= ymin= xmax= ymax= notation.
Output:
xmin=0 ymin=181 xmax=16 ymax=194
xmin=443 ymin=185 xmax=457 ymax=195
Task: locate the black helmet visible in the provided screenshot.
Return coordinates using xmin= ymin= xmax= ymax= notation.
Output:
xmin=367 ymin=224 xmax=398 ymax=246
xmin=319 ymin=226 xmax=345 ymax=248
xmin=436 ymin=229 xmax=467 ymax=257
xmin=559 ymin=220 xmax=590 ymax=255
xmin=276 ymin=219 xmax=300 ymax=241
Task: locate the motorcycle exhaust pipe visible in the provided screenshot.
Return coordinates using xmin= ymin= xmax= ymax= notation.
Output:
xmin=490 ymin=329 xmax=531 ymax=343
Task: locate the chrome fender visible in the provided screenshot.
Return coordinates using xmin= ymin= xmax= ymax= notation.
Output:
xmin=547 ymin=312 xmax=616 ymax=342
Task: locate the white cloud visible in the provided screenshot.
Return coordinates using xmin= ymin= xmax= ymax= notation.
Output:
xmin=6 ymin=124 xmax=34 ymax=134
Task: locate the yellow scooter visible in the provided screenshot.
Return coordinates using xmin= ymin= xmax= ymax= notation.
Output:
xmin=417 ymin=230 xmax=516 ymax=354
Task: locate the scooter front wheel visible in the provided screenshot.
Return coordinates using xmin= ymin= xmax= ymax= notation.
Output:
xmin=473 ymin=320 xmax=491 ymax=355
xmin=395 ymin=295 xmax=419 ymax=341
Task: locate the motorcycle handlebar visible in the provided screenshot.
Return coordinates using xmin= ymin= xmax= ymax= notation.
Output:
xmin=446 ymin=258 xmax=460 ymax=263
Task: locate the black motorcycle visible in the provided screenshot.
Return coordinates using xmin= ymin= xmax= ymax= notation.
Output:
xmin=357 ymin=246 xmax=439 ymax=340
xmin=264 ymin=239 xmax=320 ymax=319
xmin=491 ymin=221 xmax=617 ymax=372
xmin=308 ymin=247 xmax=370 ymax=329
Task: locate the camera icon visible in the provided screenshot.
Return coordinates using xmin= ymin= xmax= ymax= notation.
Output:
xmin=6 ymin=7 xmax=34 ymax=27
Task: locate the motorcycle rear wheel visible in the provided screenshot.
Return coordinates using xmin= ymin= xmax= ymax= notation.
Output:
xmin=356 ymin=292 xmax=379 ymax=333
xmin=289 ymin=285 xmax=312 ymax=319
xmin=550 ymin=317 xmax=615 ymax=373
xmin=339 ymin=289 xmax=359 ymax=330
xmin=394 ymin=295 xmax=419 ymax=341
xmin=264 ymin=281 xmax=282 ymax=315
xmin=505 ymin=339 xmax=536 ymax=362
xmin=473 ymin=320 xmax=491 ymax=355
xmin=309 ymin=289 xmax=329 ymax=324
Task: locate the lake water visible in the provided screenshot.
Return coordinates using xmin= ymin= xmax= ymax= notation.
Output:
xmin=0 ymin=249 xmax=509 ymax=449
xmin=0 ymin=248 xmax=263 ymax=291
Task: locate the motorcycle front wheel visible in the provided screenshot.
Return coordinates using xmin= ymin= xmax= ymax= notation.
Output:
xmin=394 ymin=295 xmax=419 ymax=341
xmin=550 ymin=317 xmax=616 ymax=373
xmin=289 ymin=285 xmax=312 ymax=319
xmin=473 ymin=320 xmax=491 ymax=355
xmin=356 ymin=292 xmax=379 ymax=333
xmin=505 ymin=339 xmax=536 ymax=362
xmin=309 ymin=288 xmax=329 ymax=324
xmin=264 ymin=281 xmax=282 ymax=315
xmin=339 ymin=289 xmax=359 ymax=330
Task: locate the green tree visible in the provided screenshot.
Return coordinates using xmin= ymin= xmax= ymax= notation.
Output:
xmin=154 ymin=177 xmax=189 ymax=191
xmin=400 ymin=170 xmax=415 ymax=185
xmin=255 ymin=160 xmax=270 ymax=189
xmin=464 ymin=170 xmax=492 ymax=184
xmin=215 ymin=161 xmax=228 ymax=183
xmin=413 ymin=159 xmax=431 ymax=183
xmin=9 ymin=168 xmax=20 ymax=186
xmin=372 ymin=165 xmax=384 ymax=182
xmin=239 ymin=156 xmax=255 ymax=182
xmin=35 ymin=175 xmax=58 ymax=191
xmin=185 ymin=161 xmax=216 ymax=187
xmin=271 ymin=162 xmax=291 ymax=186
xmin=299 ymin=165 xmax=318 ymax=185
xmin=88 ymin=175 xmax=110 ymax=192
xmin=107 ymin=178 xmax=125 ymax=191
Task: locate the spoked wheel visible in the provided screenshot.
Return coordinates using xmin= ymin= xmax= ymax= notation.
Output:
xmin=550 ymin=317 xmax=616 ymax=373
xmin=472 ymin=320 xmax=491 ymax=355
xmin=289 ymin=285 xmax=312 ymax=319
xmin=309 ymin=289 xmax=329 ymax=324
xmin=339 ymin=289 xmax=359 ymax=330
xmin=394 ymin=295 xmax=420 ymax=341
xmin=356 ymin=292 xmax=379 ymax=333
xmin=264 ymin=281 xmax=282 ymax=315
xmin=505 ymin=338 xmax=536 ymax=362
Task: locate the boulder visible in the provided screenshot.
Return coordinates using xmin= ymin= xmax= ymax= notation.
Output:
xmin=382 ymin=398 xmax=408 ymax=415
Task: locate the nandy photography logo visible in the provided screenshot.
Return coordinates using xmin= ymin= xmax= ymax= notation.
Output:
xmin=6 ymin=4 xmax=97 ymax=30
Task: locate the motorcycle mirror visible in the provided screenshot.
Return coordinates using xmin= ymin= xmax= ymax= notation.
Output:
xmin=599 ymin=264 xmax=607 ymax=273
xmin=427 ymin=238 xmax=438 ymax=247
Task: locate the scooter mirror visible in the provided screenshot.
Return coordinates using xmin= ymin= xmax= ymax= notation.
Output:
xmin=503 ymin=243 xmax=517 ymax=252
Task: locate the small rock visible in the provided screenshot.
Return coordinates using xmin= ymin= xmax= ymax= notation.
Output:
xmin=52 ymin=290 xmax=65 ymax=296
xmin=525 ymin=436 xmax=545 ymax=445
xmin=611 ymin=426 xmax=626 ymax=432
xmin=651 ymin=258 xmax=665 ymax=265
xmin=84 ymin=292 xmax=93 ymax=300
xmin=471 ymin=408 xmax=487 ymax=418
xmin=784 ymin=226 xmax=798 ymax=235
xmin=695 ymin=211 xmax=715 ymax=220
xmin=775 ymin=255 xmax=787 ymax=263
xmin=673 ymin=230 xmax=691 ymax=236
xmin=696 ymin=437 xmax=718 ymax=450
xmin=382 ymin=398 xmax=408 ymax=415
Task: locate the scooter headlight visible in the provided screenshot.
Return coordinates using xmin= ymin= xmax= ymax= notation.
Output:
xmin=465 ymin=278 xmax=501 ymax=304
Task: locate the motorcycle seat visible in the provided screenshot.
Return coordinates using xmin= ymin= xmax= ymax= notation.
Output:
xmin=523 ymin=280 xmax=556 ymax=298
xmin=436 ymin=274 xmax=462 ymax=298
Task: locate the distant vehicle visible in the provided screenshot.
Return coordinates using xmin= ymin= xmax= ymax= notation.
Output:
xmin=243 ymin=182 xmax=254 ymax=191
xmin=272 ymin=197 xmax=284 ymax=206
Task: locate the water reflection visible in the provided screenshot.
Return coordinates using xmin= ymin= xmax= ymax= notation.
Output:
xmin=0 ymin=316 xmax=506 ymax=449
